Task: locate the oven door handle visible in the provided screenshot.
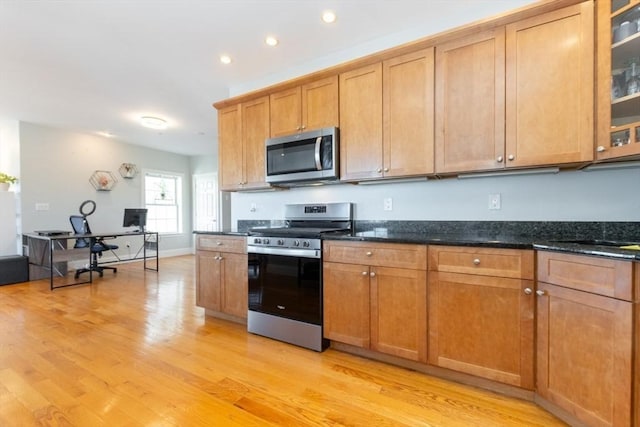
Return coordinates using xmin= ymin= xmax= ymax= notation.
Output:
xmin=314 ymin=136 xmax=322 ymax=171
xmin=248 ymin=245 xmax=320 ymax=259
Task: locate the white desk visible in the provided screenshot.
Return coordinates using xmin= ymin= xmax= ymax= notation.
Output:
xmin=24 ymin=231 xmax=159 ymax=290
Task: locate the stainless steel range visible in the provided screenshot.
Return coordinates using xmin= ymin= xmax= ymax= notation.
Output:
xmin=247 ymin=202 xmax=353 ymax=351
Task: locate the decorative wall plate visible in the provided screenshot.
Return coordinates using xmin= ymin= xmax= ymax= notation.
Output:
xmin=90 ymin=170 xmax=117 ymax=191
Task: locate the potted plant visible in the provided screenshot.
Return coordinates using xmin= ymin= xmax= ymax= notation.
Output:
xmin=0 ymin=172 xmax=17 ymax=191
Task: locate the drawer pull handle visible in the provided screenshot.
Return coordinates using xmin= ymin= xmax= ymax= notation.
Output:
xmin=536 ymin=290 xmax=546 ymax=296
xmin=370 ymin=272 xmax=376 ymax=277
xmin=366 ymin=251 xmax=373 ymax=257
xmin=473 ymin=258 xmax=480 ymax=265
xmin=362 ymin=271 xmax=368 ymax=276
xmin=277 ymin=305 xmax=285 ymax=310
xmin=524 ymin=288 xmax=532 ymax=295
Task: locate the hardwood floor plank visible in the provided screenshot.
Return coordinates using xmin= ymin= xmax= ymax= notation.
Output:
xmin=0 ymin=256 xmax=566 ymax=426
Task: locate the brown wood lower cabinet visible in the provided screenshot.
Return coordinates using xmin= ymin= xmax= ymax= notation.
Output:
xmin=428 ymin=246 xmax=535 ymax=389
xmin=323 ymin=241 xmax=427 ymax=362
xmin=536 ymin=251 xmax=638 ymax=427
xmin=195 ymin=235 xmax=248 ymax=320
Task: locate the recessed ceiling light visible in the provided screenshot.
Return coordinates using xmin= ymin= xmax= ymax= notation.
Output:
xmin=265 ymin=36 xmax=278 ymax=47
xmin=97 ymin=131 xmax=114 ymax=138
xmin=220 ymin=55 xmax=232 ymax=64
xmin=140 ymin=116 xmax=168 ymax=130
xmin=322 ymin=10 xmax=336 ymax=24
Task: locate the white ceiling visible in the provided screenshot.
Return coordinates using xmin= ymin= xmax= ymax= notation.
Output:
xmin=0 ymin=0 xmax=533 ymax=157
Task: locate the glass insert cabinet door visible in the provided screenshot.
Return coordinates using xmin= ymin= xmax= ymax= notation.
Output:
xmin=598 ymin=0 xmax=640 ymax=159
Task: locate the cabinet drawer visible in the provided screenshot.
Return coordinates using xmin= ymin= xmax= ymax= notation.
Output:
xmin=537 ymin=251 xmax=634 ymax=301
xmin=196 ymin=235 xmax=246 ymax=254
xmin=428 ymin=246 xmax=534 ymax=280
xmin=323 ymin=241 xmax=427 ymax=270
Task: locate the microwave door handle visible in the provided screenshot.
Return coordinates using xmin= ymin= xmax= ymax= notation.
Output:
xmin=314 ymin=137 xmax=322 ymax=170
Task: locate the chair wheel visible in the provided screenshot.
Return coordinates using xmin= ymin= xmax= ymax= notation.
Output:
xmin=99 ymin=271 xmax=104 ymax=277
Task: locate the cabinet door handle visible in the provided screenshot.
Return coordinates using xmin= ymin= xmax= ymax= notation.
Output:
xmin=213 ymin=256 xmax=220 ymax=260
xmin=301 ymin=125 xmax=306 ymax=130
xmin=596 ymin=145 xmax=606 ymax=153
xmin=376 ymin=168 xmax=382 ymax=173
xmin=496 ymin=155 xmax=504 ymax=163
xmin=507 ymin=154 xmax=515 ymax=161
xmin=536 ymin=290 xmax=546 ymax=296
xmin=383 ymin=167 xmax=389 ymax=172
xmin=361 ymin=271 xmax=368 ymax=276
xmin=218 ymin=256 xmax=224 ymax=261
xmin=473 ymin=258 xmax=480 ymax=265
xmin=524 ymin=287 xmax=533 ymax=295
xmin=366 ymin=251 xmax=373 ymax=257
xmin=216 ymin=241 xmax=223 ymax=246
xmin=370 ymin=271 xmax=376 ymax=277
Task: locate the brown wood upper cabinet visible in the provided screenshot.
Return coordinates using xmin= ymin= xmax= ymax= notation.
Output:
xmin=428 ymin=246 xmax=535 ymax=389
xmin=269 ymin=76 xmax=338 ymax=137
xmin=536 ymin=251 xmax=637 ymax=427
xmin=435 ymin=28 xmax=505 ymax=173
xmin=505 ymin=2 xmax=594 ymax=168
xmin=218 ymin=96 xmax=270 ymax=191
xmin=340 ymin=48 xmax=435 ymax=181
xmin=596 ymin=0 xmax=640 ymax=161
xmin=436 ymin=2 xmax=594 ymax=174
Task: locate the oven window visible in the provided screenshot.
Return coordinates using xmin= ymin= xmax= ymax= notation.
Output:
xmin=248 ymin=253 xmax=322 ymax=325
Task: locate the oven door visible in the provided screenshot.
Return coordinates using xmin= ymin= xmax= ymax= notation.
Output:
xmin=248 ymin=250 xmax=322 ymax=325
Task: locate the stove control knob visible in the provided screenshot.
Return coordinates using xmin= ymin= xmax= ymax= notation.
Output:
xmin=277 ymin=239 xmax=285 ymax=246
xmin=303 ymin=241 xmax=310 ymax=248
xmin=263 ymin=238 xmax=270 ymax=244
xmin=294 ymin=240 xmax=300 ymax=247
xmin=254 ymin=238 xmax=261 ymax=244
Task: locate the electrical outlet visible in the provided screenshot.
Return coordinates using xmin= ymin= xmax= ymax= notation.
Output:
xmin=383 ymin=198 xmax=393 ymax=211
xmin=488 ymin=193 xmax=501 ymax=210
xmin=250 ymin=203 xmax=257 ymax=212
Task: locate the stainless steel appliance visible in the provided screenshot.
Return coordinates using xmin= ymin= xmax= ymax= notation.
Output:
xmin=247 ymin=202 xmax=353 ymax=351
xmin=265 ymin=127 xmax=339 ymax=185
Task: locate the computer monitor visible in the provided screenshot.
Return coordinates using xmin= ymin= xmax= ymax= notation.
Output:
xmin=123 ymin=208 xmax=147 ymax=232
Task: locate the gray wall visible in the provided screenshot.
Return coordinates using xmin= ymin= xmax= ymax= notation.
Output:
xmin=229 ymin=167 xmax=640 ymax=228
xmin=20 ymin=122 xmax=193 ymax=256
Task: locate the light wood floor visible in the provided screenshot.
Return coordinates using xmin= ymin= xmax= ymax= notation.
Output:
xmin=0 ymin=255 xmax=566 ymax=426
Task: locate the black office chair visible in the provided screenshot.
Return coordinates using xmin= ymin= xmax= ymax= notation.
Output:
xmin=70 ymin=214 xmax=118 ymax=278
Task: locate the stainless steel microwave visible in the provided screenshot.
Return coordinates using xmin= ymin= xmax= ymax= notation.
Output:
xmin=265 ymin=127 xmax=339 ymax=185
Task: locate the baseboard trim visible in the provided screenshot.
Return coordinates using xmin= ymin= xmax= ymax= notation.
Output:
xmin=68 ymin=247 xmax=192 ymax=269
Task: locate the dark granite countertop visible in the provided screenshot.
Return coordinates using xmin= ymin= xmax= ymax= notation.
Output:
xmin=199 ymin=221 xmax=640 ymax=261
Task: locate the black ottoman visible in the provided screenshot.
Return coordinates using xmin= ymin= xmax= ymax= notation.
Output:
xmin=0 ymin=255 xmax=29 ymax=285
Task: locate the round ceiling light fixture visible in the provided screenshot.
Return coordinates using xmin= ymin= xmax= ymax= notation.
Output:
xmin=265 ymin=36 xmax=279 ymax=47
xmin=220 ymin=54 xmax=232 ymax=64
xmin=140 ymin=116 xmax=168 ymax=130
xmin=322 ymin=10 xmax=336 ymax=24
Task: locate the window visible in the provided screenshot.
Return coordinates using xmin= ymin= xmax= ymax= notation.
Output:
xmin=143 ymin=171 xmax=183 ymax=234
